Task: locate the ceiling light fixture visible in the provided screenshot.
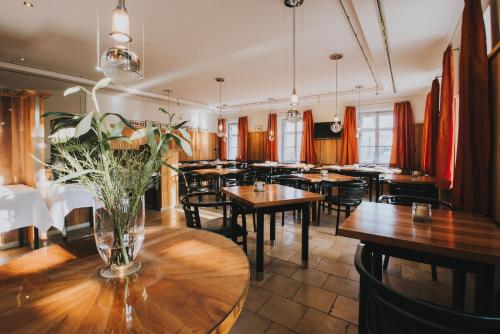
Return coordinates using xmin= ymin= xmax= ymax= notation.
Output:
xmin=330 ymin=52 xmax=343 ymax=134
xmin=23 ymin=1 xmax=34 ymax=8
xmin=110 ymin=0 xmax=132 ymax=43
xmin=285 ymin=0 xmax=303 ymax=122
xmin=19 ymin=57 xmax=25 ymax=61
xmin=215 ymin=77 xmax=226 ymax=138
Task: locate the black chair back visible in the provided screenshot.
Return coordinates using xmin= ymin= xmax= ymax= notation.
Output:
xmin=180 ymin=192 xmax=230 ymax=228
xmin=379 ymin=195 xmax=454 ymax=210
xmin=270 ymin=175 xmax=304 ymax=188
xmin=387 ymin=181 xmax=437 ymax=199
xmin=355 ymin=244 xmax=500 ymax=334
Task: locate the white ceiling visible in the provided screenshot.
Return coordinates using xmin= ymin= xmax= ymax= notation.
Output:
xmin=0 ymin=0 xmax=463 ymax=110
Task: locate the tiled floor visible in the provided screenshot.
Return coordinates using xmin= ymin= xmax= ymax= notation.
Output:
xmin=0 ymin=205 xmax=458 ymax=334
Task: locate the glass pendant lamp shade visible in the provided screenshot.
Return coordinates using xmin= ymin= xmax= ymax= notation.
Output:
xmin=101 ymin=46 xmax=142 ymax=84
xmin=110 ymin=0 xmax=131 ymax=43
xmin=291 ymin=90 xmax=299 ymax=106
xmin=217 ymin=121 xmax=224 ymax=138
xmin=215 ymin=77 xmax=226 ymax=138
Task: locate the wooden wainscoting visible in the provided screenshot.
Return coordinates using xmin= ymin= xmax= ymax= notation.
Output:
xmin=314 ymin=138 xmax=343 ymax=165
xmin=490 ymin=43 xmax=500 ymax=224
xmin=178 ymin=130 xmax=218 ymax=161
xmin=248 ymin=132 xmax=266 ymax=161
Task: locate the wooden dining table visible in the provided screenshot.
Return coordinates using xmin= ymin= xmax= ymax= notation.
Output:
xmin=339 ymin=202 xmax=500 ymax=315
xmin=0 ymin=227 xmax=250 ymax=333
xmin=192 ymin=168 xmax=247 ymax=191
xmin=222 ymin=184 xmax=324 ymax=280
xmin=382 ymin=174 xmax=436 ymax=185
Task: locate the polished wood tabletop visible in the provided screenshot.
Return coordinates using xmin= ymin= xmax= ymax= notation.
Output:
xmin=0 ymin=227 xmax=249 ymax=333
xmin=339 ymin=202 xmax=500 ymax=264
xmin=382 ymin=174 xmax=436 ymax=185
xmin=249 ymin=163 xmax=315 ymax=169
xmin=221 ymin=184 xmax=324 ymax=209
xmin=292 ymin=173 xmax=356 ymax=183
xmin=317 ymin=165 xmax=389 ymax=175
xmin=192 ymin=168 xmax=246 ymax=176
xmin=179 ymin=161 xmax=239 ymax=168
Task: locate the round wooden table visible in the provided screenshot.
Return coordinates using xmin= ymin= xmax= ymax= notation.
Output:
xmin=0 ymin=227 xmax=250 ymax=333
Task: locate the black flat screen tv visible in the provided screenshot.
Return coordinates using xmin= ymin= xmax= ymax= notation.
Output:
xmin=314 ymin=122 xmax=342 ymax=139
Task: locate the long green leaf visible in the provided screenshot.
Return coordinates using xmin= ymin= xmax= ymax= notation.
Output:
xmin=178 ymin=127 xmax=191 ymax=142
xmin=75 ymin=111 xmax=94 ymax=137
xmin=53 ymin=169 xmax=97 ymax=184
xmin=170 ymin=133 xmax=192 ymax=156
xmin=64 ymin=86 xmax=91 ymax=96
xmin=92 ymin=78 xmax=112 ymax=93
xmin=171 ymin=120 xmax=189 ymax=130
xmin=42 ymin=111 xmax=80 ymax=119
xmin=101 ymin=113 xmax=136 ymax=130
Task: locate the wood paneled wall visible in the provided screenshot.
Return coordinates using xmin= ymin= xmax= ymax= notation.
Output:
xmin=179 ymin=130 xmax=218 ymax=161
xmin=248 ymin=132 xmax=266 ymax=161
xmin=314 ymin=138 xmax=343 ymax=165
xmin=490 ymin=44 xmax=500 ymax=224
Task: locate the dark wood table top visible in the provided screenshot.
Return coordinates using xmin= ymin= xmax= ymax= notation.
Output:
xmin=0 ymin=227 xmax=249 ymax=333
xmin=250 ymin=163 xmax=315 ymax=169
xmin=192 ymin=168 xmax=246 ymax=176
xmin=339 ymin=202 xmax=500 ymax=264
xmin=222 ymin=184 xmax=324 ymax=209
xmin=316 ymin=166 xmax=390 ymax=175
xmin=382 ymin=174 xmax=436 ymax=185
xmin=292 ymin=173 xmax=357 ymax=183
xmin=179 ymin=161 xmax=239 ymax=168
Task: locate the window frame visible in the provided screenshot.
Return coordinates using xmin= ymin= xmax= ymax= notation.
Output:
xmin=358 ymin=110 xmax=393 ymax=166
xmin=226 ymin=122 xmax=238 ymax=160
xmin=277 ymin=116 xmax=303 ymax=163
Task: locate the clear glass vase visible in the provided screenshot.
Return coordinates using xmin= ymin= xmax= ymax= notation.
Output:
xmin=94 ymin=196 xmax=145 ymax=278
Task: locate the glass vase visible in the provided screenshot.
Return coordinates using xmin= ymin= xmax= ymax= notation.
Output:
xmin=94 ymin=196 xmax=145 ymax=278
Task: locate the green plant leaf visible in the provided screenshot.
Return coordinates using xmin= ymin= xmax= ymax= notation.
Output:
xmin=130 ymin=128 xmax=147 ymax=140
xmin=171 ymin=120 xmax=188 ymax=130
xmin=101 ymin=113 xmax=136 ymax=130
xmin=64 ymin=86 xmax=90 ymax=96
xmin=110 ymin=121 xmax=126 ymax=137
xmin=171 ymin=133 xmax=192 ymax=156
xmin=53 ymin=169 xmax=97 ymax=184
xmin=178 ymin=127 xmax=191 ymax=142
xmin=42 ymin=111 xmax=80 ymax=119
xmin=75 ymin=111 xmax=94 ymax=137
xmin=92 ymin=78 xmax=112 ymax=93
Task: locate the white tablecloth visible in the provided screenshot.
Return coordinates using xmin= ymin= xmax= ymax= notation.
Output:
xmin=45 ymin=184 xmax=95 ymax=232
xmin=0 ymin=184 xmax=53 ymax=233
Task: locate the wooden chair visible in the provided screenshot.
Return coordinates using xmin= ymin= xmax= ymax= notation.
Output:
xmin=387 ymin=180 xmax=438 ymax=198
xmin=318 ymin=179 xmax=366 ymax=233
xmin=378 ymin=195 xmax=455 ymax=281
xmin=180 ymin=192 xmax=248 ymax=253
xmin=355 ymin=244 xmax=500 ymax=334
xmin=270 ymin=175 xmax=307 ymax=225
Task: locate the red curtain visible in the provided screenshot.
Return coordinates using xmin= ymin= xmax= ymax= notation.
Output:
xmin=390 ymin=101 xmax=415 ymax=170
xmin=264 ymin=113 xmax=278 ymax=161
xmin=340 ymin=106 xmax=359 ymax=165
xmin=435 ymin=45 xmax=455 ymax=189
xmin=300 ymin=110 xmax=317 ymax=164
xmin=452 ymin=0 xmax=491 ymax=214
xmin=421 ymin=79 xmax=440 ymax=175
xmin=237 ymin=116 xmax=248 ymax=162
xmin=218 ymin=119 xmax=227 ymax=160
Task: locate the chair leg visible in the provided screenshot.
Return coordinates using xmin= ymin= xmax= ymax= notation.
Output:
xmin=317 ymin=202 xmax=321 ymax=226
xmin=431 ymin=265 xmax=438 ymax=281
xmin=383 ymin=255 xmax=390 ymax=270
xmin=252 ymin=213 xmax=256 ymax=232
xmin=281 ymin=211 xmax=285 ymax=226
xmin=335 ymin=207 xmax=341 ymax=235
xmin=345 ymin=206 xmax=351 ymax=218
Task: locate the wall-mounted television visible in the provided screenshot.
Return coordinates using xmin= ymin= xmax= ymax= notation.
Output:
xmin=314 ymin=122 xmax=342 ymax=139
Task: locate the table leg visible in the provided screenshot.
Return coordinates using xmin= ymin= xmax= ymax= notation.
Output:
xmin=256 ymin=209 xmax=265 ymax=281
xmin=34 ymin=227 xmax=40 ymax=249
xmin=270 ymin=213 xmax=276 ymax=246
xmin=452 ymin=269 xmax=466 ymax=311
xmin=372 ymin=250 xmax=383 ymax=281
xmin=375 ymin=175 xmax=380 ymax=202
xmin=301 ymin=204 xmax=309 ymax=269
xmin=311 ymin=202 xmax=317 ymax=226
xmin=368 ymin=177 xmax=373 ymax=202
xmin=474 ymin=264 xmax=495 ymax=315
xmin=18 ymin=228 xmax=25 ymax=247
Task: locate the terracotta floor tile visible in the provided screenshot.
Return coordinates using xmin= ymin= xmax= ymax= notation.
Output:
xmin=401 ymin=266 xmax=434 ymax=284
xmin=230 ymin=309 xmax=271 ymax=334
xmin=262 ymin=273 xmax=302 ymax=299
xmin=383 ymin=274 xmax=421 ymax=299
xmin=258 ymin=295 xmax=307 ymax=329
xmin=291 ymin=268 xmax=328 ymax=287
xmin=295 ymin=308 xmax=348 ymax=334
xmin=330 ymin=295 xmax=359 ymax=325
xmin=310 ymin=248 xmax=342 ymax=261
xmin=336 ymin=252 xmax=355 ymax=266
xmin=245 ymin=286 xmax=273 ymax=312
xmin=265 ymin=323 xmax=296 ymax=334
xmin=266 ymin=247 xmax=296 ymax=262
xmin=316 ymin=258 xmax=351 ymax=277
xmin=347 ymin=324 xmax=358 ymax=334
xmin=288 ymin=252 xmax=322 ymax=269
xmin=346 ymin=266 xmax=360 ymax=282
xmin=250 ymin=271 xmax=273 ymax=287
xmin=322 ymin=275 xmax=360 ymax=300
xmin=267 ymin=259 xmax=300 ymax=277
xmin=292 ymin=284 xmax=337 ymax=312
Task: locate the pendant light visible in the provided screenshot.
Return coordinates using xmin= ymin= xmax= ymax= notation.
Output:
xmin=354 ymin=85 xmax=363 ymax=138
xmin=110 ymin=0 xmax=132 ymax=43
xmin=216 ymin=77 xmax=226 ymax=138
xmin=97 ymin=0 xmax=144 ymax=84
xmin=285 ymin=0 xmax=302 ymax=121
xmin=330 ymin=52 xmax=343 ymax=133
xmin=269 ymin=99 xmax=275 ymax=141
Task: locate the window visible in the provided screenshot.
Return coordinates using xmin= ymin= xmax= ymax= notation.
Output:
xmin=277 ymin=116 xmax=302 ymax=163
xmin=358 ymin=111 xmax=393 ymax=165
xmin=227 ymin=122 xmax=238 ymax=160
